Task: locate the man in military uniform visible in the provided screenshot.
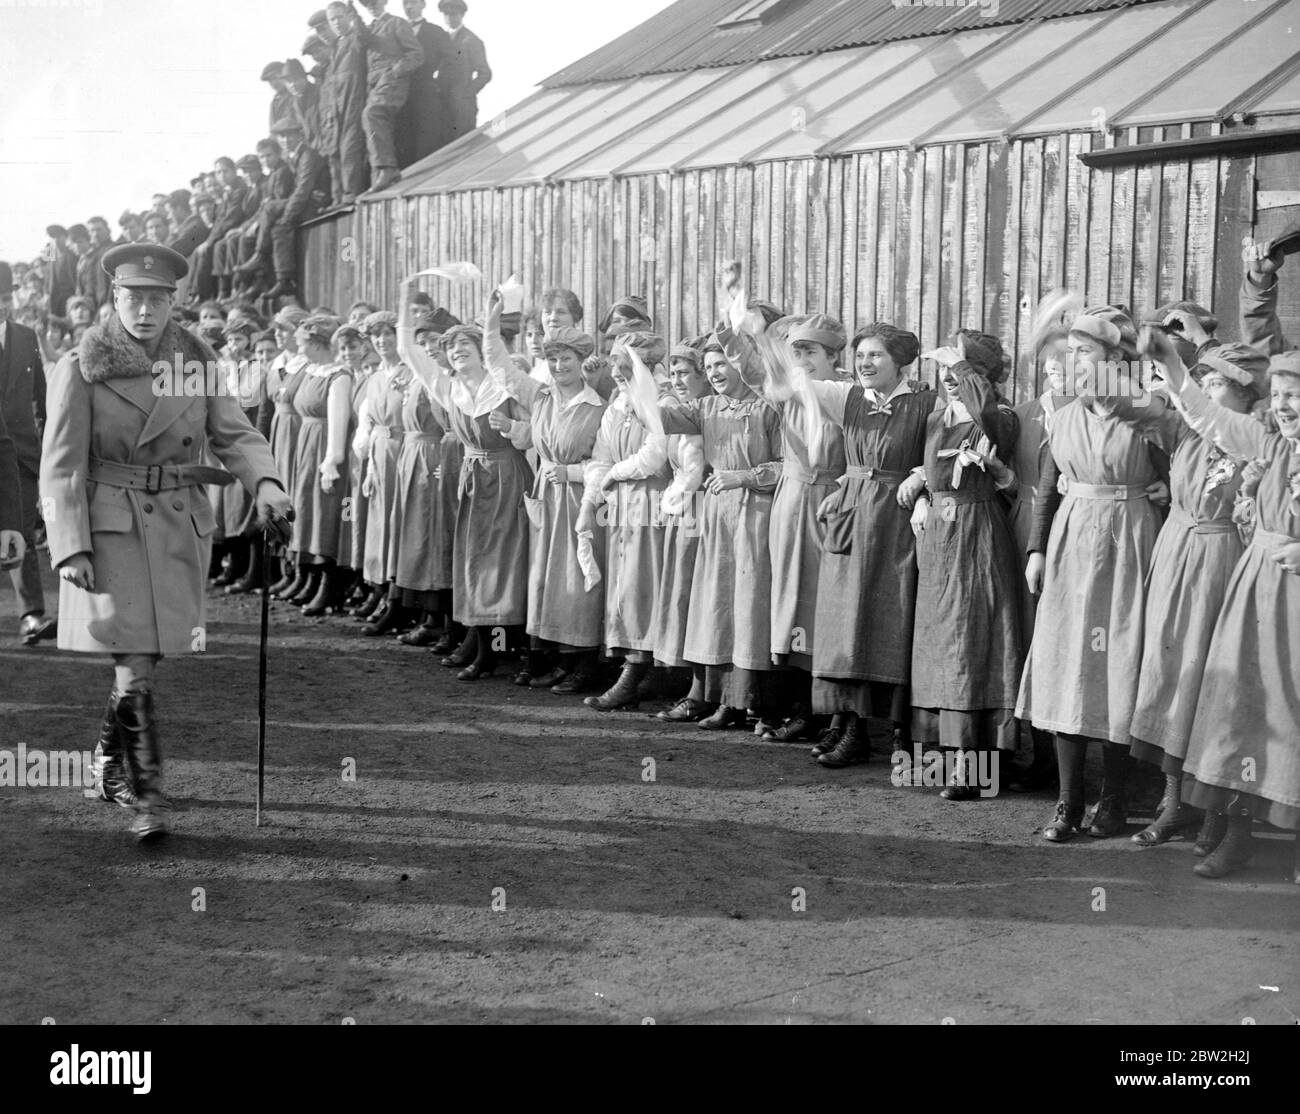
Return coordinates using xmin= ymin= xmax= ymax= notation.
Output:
xmin=438 ymin=0 xmax=490 ymax=143
xmin=0 ymin=262 xmax=52 ymax=644
xmin=40 ymin=244 xmax=292 ymax=842
xmin=356 ymin=0 xmax=424 ymax=192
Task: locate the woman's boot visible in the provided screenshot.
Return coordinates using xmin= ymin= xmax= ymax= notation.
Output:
xmin=584 ymin=660 xmax=649 ymax=711
xmin=226 ymin=537 xmax=264 ymax=594
xmin=268 ymin=554 xmax=297 ymax=597
xmin=1087 ymin=743 xmax=1135 ymax=837
xmin=116 ymin=692 xmax=170 ymax=843
xmin=213 ymin=539 xmax=245 ymax=587
xmin=1193 ymin=810 xmax=1228 ymax=857
xmin=940 ymin=747 xmax=983 ymax=801
xmin=1132 ymin=772 xmax=1201 ymax=846
xmin=275 ymin=562 xmax=311 ymax=602
xmin=352 ymin=583 xmax=385 ymax=620
xmin=363 ymin=595 xmax=409 ymax=635
xmin=1193 ymin=804 xmax=1254 ymax=879
xmin=811 ymin=713 xmax=846 ymax=757
xmin=430 ymin=621 xmax=464 ymax=657
xmin=289 ymin=567 xmax=322 ymax=606
xmin=399 ymin=611 xmax=442 ymax=646
xmin=551 ymin=651 xmax=602 ymax=694
xmin=818 ymin=713 xmax=870 ymax=767
xmin=441 ymin=626 xmax=479 ymax=668
xmin=302 ymin=565 xmax=344 ymax=616
xmin=1043 ymin=734 xmax=1087 ymax=842
xmin=457 ymin=627 xmax=498 ymax=681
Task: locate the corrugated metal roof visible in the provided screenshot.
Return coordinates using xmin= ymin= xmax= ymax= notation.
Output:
xmin=540 ymin=0 xmax=1169 ymax=87
xmin=378 ymin=0 xmax=1300 ymax=200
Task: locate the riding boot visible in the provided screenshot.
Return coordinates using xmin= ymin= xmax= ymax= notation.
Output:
xmin=1132 ymin=772 xmax=1201 ymax=846
xmin=584 ymin=660 xmax=649 ymax=711
xmin=88 ymin=693 xmax=136 ymax=809
xmin=226 ymin=537 xmax=264 ymax=594
xmin=116 ymin=692 xmax=170 ymax=843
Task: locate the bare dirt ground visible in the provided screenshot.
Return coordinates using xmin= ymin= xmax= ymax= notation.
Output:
xmin=2 ymin=566 xmax=1297 ymax=1025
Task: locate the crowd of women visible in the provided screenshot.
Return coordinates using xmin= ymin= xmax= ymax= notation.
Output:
xmin=200 ymin=246 xmax=1300 ymax=884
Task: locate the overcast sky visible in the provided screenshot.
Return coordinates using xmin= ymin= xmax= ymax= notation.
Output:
xmin=0 ymin=0 xmax=676 ymax=261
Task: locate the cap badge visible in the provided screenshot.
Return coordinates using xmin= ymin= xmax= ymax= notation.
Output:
xmin=143 ymin=256 xmax=154 ymax=270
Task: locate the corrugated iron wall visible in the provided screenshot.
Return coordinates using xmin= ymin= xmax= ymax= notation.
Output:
xmin=302 ymin=123 xmax=1285 ymax=404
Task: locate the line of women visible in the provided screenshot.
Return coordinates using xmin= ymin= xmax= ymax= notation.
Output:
xmin=235 ymin=275 xmax=1299 ymax=885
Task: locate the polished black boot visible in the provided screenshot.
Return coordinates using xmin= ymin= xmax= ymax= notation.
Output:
xmin=818 ymin=713 xmax=870 ymax=767
xmin=116 ymin=692 xmax=170 ymax=843
xmin=763 ymin=703 xmax=814 ymax=742
xmin=810 ymin=715 xmax=845 ymax=757
xmin=88 ymin=693 xmax=136 ymax=809
xmin=584 ymin=660 xmax=649 ymax=711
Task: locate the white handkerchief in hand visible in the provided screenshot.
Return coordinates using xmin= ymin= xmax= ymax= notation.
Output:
xmin=576 ymin=530 xmax=602 ymax=592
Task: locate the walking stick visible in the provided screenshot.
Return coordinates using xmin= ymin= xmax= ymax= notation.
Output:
xmin=256 ymin=507 xmax=294 ymax=826
xmin=257 ymin=527 xmax=270 ymax=827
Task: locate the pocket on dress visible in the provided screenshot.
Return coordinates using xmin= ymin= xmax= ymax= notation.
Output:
xmin=523 ymin=494 xmax=544 ymax=530
xmin=821 ymin=505 xmax=855 ymax=555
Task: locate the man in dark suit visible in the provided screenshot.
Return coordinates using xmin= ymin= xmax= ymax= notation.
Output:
xmin=42 ymin=225 xmax=78 ymax=317
xmin=437 ymin=0 xmax=490 ymax=143
xmin=399 ymin=0 xmax=451 ymax=165
xmin=0 ymin=262 xmax=53 ymax=644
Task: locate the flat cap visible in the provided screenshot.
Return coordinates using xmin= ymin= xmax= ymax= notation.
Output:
xmin=236 ymin=153 xmax=261 ymax=171
xmin=270 ymin=117 xmax=304 ymax=136
xmin=46 ymin=223 xmax=68 ymax=238
xmin=260 ymin=62 xmax=285 ymax=81
xmin=101 ymin=243 xmax=189 ymax=290
xmin=166 ymin=188 xmax=192 ymax=208
xmin=67 ymin=223 xmax=89 ymax=240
